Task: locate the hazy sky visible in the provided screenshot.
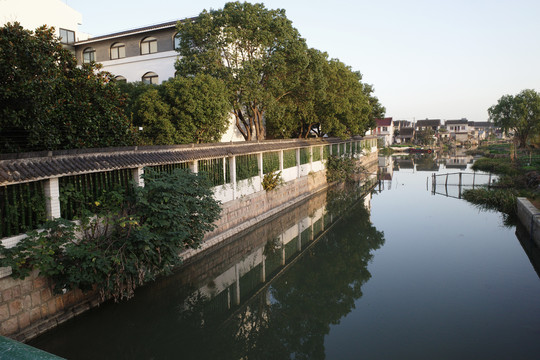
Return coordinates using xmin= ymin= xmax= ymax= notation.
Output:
xmin=65 ymin=0 xmax=540 ymax=122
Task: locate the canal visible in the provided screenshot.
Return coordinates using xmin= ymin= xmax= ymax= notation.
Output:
xmin=29 ymin=154 xmax=540 ymax=359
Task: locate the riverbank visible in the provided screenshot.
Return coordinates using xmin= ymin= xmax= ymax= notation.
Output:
xmin=516 ymin=197 xmax=540 ymax=248
xmin=0 ymin=144 xmax=378 ymax=342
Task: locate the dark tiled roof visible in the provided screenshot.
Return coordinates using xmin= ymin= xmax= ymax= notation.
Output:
xmin=445 ymin=119 xmax=469 ymax=125
xmin=0 ymin=137 xmax=367 ymax=185
xmin=74 ymin=18 xmax=194 ymax=45
xmin=394 ymin=120 xmax=411 ymax=128
xmin=376 ymin=117 xmax=393 ymax=126
xmin=415 ymin=119 xmax=441 ymax=127
xmin=468 ymin=121 xmax=493 ymax=128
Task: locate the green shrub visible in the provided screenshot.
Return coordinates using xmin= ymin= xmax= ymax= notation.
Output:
xmin=462 ymin=188 xmax=517 ymax=216
xmin=0 ymin=169 xmax=221 ymax=302
xmin=262 ymin=171 xmax=283 ymax=191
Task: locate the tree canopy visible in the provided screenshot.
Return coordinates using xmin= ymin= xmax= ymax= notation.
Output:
xmin=0 ymin=23 xmax=137 ymax=153
xmin=488 ymin=89 xmax=540 ymax=148
xmin=176 ymin=1 xmax=384 ymax=141
xmin=119 ymin=74 xmax=230 ymax=145
xmin=176 ymin=1 xmax=308 ymax=141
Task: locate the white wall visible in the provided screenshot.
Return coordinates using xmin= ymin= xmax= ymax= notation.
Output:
xmin=100 ymin=50 xmax=178 ymax=83
xmin=0 ymin=0 xmax=89 ymax=41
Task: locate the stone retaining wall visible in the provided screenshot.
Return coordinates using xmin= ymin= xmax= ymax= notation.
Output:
xmin=516 ymin=197 xmax=540 ymax=248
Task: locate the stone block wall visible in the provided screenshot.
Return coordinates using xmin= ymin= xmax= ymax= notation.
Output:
xmin=0 ymin=269 xmax=100 ymax=341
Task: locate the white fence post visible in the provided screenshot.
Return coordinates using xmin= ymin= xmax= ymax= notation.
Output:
xmin=230 ymin=156 xmax=237 ymax=200
xmin=189 ymin=160 xmax=198 ymax=174
xmin=132 ymin=167 xmax=144 ymax=187
xmin=43 ymin=178 xmax=61 ymax=219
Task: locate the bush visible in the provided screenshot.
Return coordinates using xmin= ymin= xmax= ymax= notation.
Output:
xmin=0 ymin=169 xmax=221 ymax=301
xmin=262 ymin=171 xmax=283 ymax=191
xmin=462 ymin=188 xmax=517 ymax=216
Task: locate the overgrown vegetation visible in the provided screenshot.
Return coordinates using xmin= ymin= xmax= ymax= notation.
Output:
xmin=262 ymin=171 xmax=283 ymax=191
xmin=463 ymin=143 xmax=540 ymax=222
xmin=0 ymin=169 xmax=221 ymax=301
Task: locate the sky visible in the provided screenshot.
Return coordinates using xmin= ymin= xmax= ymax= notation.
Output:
xmin=64 ymin=0 xmax=540 ymax=122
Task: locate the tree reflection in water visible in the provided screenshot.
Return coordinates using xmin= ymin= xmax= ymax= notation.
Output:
xmin=180 ymin=184 xmax=385 ymax=359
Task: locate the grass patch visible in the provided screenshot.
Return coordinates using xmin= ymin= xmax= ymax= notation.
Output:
xmin=471 ymin=157 xmax=518 ymax=176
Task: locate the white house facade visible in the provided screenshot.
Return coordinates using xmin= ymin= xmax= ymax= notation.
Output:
xmin=0 ymin=0 xmax=90 ymax=46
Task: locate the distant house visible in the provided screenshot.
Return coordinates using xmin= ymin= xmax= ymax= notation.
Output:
xmin=468 ymin=121 xmax=495 ymax=141
xmin=396 ymin=127 xmax=415 ymax=144
xmin=375 ymin=117 xmax=394 ymax=146
xmin=394 ymin=120 xmax=411 ymax=130
xmin=446 ymin=119 xmax=469 ymax=143
xmin=415 ymin=119 xmax=441 ymax=132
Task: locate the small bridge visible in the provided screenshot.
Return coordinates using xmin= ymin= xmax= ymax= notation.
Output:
xmin=430 ymin=172 xmax=495 ymax=199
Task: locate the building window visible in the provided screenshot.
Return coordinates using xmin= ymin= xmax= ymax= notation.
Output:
xmin=383 ymin=127 xmax=388 ymax=132
xmin=110 ymin=43 xmax=126 ymax=59
xmin=141 ymin=37 xmax=157 ymax=55
xmin=59 ymin=28 xmax=75 ymax=44
xmin=173 ymin=33 xmax=181 ymax=49
xmin=83 ymin=47 xmax=96 ymax=63
xmin=142 ymin=72 xmax=159 ymax=84
xmin=115 ymin=75 xmax=127 ymax=83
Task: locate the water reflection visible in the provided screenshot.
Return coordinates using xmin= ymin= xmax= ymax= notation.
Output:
xmin=378 ymin=153 xmax=493 ymax=199
xmin=29 ymin=181 xmax=382 ymax=360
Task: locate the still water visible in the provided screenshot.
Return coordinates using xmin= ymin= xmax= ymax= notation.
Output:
xmin=30 ymin=155 xmax=540 ymax=359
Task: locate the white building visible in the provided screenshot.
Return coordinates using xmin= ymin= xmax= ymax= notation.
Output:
xmin=0 ymin=0 xmax=90 ymax=46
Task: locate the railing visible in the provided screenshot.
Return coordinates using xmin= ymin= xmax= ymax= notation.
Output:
xmin=430 ymin=171 xmax=494 ymax=199
xmin=0 ymin=137 xmax=378 ymax=242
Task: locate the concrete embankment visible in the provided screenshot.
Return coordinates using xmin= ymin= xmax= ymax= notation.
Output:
xmin=516 ymin=197 xmax=540 ymax=248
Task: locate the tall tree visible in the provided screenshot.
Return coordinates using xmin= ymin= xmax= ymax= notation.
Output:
xmin=488 ymin=89 xmax=540 ymax=148
xmin=0 ymin=23 xmax=136 ymax=153
xmin=161 ymin=75 xmax=230 ymax=144
xmin=265 ymin=48 xmax=328 ymax=139
xmin=175 ymin=1 xmax=308 ymax=141
xmin=315 ymin=60 xmax=374 ymax=138
xmin=132 ymin=87 xmax=176 ymax=145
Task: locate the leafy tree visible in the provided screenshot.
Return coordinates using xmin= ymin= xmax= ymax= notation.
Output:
xmin=266 ymin=51 xmax=384 ymax=139
xmin=119 ymin=75 xmax=230 ymax=145
xmin=316 ymin=60 xmax=372 ymax=138
xmin=266 ymin=48 xmax=328 ymax=139
xmin=132 ymin=87 xmax=176 ymax=145
xmin=0 ymin=23 xmax=136 ymax=153
xmin=488 ymin=89 xmax=540 ymax=148
xmin=175 ymin=1 xmax=309 ymax=140
xmin=161 ymin=75 xmax=230 ymax=143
